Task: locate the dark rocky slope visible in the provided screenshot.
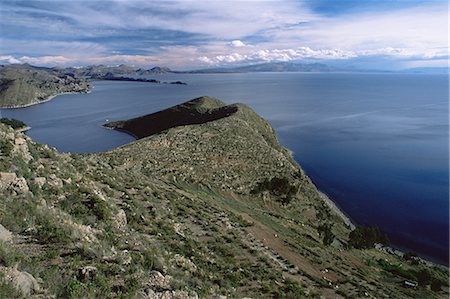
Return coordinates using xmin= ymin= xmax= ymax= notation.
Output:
xmin=104 ymin=97 xmax=238 ymax=138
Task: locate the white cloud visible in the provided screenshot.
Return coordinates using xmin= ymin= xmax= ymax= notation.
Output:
xmin=230 ymin=40 xmax=246 ymax=48
xmin=0 ymin=55 xmax=22 ymax=64
xmin=272 ymin=3 xmax=448 ymax=58
xmin=0 ymin=1 xmax=447 ymax=68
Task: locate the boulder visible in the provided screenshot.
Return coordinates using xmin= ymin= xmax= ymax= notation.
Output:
xmin=1 ymin=266 xmax=40 ymax=296
xmin=0 ymin=172 xmax=29 ymax=194
xmin=13 ymin=137 xmax=32 ymax=163
xmin=47 ymin=174 xmax=63 ymax=188
xmin=33 ymin=177 xmax=46 ymax=188
xmin=115 ymin=209 xmax=127 ymax=230
xmin=146 ymin=271 xmax=171 ymax=290
xmin=0 ymin=224 xmax=12 ymax=242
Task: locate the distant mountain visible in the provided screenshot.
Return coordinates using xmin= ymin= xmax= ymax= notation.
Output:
xmin=185 ymin=62 xmax=337 ymax=73
xmin=54 ymin=65 xmax=174 ymax=78
xmin=146 ymin=66 xmax=172 ymax=74
xmin=400 ymin=67 xmax=448 ymax=74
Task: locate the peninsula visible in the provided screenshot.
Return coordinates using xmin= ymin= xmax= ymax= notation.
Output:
xmin=104 ymin=96 xmax=237 ymax=138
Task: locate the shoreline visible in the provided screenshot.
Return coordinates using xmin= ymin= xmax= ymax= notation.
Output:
xmin=0 ymin=89 xmax=92 ymax=109
xmin=318 ymin=191 xmax=355 ymax=230
xmin=16 ymin=126 xmax=31 ymax=133
xmin=317 ymin=191 xmax=447 ymax=268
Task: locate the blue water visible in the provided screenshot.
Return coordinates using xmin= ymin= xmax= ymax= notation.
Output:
xmin=2 ymin=73 xmax=448 ymax=264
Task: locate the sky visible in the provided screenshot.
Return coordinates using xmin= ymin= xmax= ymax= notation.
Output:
xmin=0 ymin=0 xmax=448 ymax=70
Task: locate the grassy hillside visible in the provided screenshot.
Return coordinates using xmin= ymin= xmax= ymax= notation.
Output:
xmin=0 ymin=64 xmax=90 ymax=108
xmin=0 ymin=97 xmax=447 ymax=298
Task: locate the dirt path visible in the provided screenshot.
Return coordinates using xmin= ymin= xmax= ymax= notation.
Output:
xmin=239 ymin=212 xmax=344 ymax=298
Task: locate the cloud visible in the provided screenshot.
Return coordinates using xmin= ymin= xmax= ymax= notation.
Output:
xmin=0 ymin=1 xmax=447 ymax=69
xmin=230 ymin=40 xmax=246 ymax=48
xmin=272 ymin=3 xmax=448 ymax=56
xmin=0 ymin=55 xmax=22 ymax=64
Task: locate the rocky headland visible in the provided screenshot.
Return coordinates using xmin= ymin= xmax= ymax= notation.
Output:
xmin=0 ymin=64 xmax=182 ymax=108
xmin=0 ymin=64 xmax=90 ymax=108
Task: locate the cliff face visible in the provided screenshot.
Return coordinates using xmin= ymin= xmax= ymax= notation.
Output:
xmin=0 ymin=98 xmax=447 ymax=298
xmin=0 ymin=64 xmax=90 ymax=108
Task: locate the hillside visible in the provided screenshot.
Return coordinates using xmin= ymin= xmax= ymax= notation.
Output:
xmin=0 ymin=97 xmax=448 ymax=298
xmin=55 ymin=65 xmax=173 ymax=78
xmin=104 ymin=97 xmax=238 ymax=138
xmin=0 ymin=64 xmax=90 ymax=108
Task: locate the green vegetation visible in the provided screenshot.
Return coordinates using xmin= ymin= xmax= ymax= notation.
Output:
xmin=251 ymin=177 xmax=298 ymax=204
xmin=0 ymin=98 xmax=447 ymax=299
xmin=349 ymin=225 xmax=390 ymax=249
xmin=318 ymin=222 xmax=335 ymax=245
xmin=0 ymin=140 xmax=13 ymax=156
xmin=0 ymin=118 xmax=26 ymax=129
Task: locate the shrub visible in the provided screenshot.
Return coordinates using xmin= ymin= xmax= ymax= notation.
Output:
xmin=0 ymin=118 xmax=26 ymax=129
xmin=348 ymin=225 xmax=389 ymax=249
xmin=0 ymin=140 xmax=13 ymax=156
xmin=251 ymin=177 xmax=298 ymax=204
xmin=318 ymin=223 xmax=335 ymax=246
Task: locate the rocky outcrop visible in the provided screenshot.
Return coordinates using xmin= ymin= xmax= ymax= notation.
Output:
xmin=139 ymin=271 xmax=198 ymax=299
xmin=0 ymin=224 xmax=12 ymax=242
xmin=0 ymin=172 xmax=29 ymax=194
xmin=0 ymin=266 xmax=40 ymax=296
xmin=115 ymin=209 xmax=127 ymax=230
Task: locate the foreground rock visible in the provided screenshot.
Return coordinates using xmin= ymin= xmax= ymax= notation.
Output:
xmin=0 ymin=266 xmax=40 ymax=296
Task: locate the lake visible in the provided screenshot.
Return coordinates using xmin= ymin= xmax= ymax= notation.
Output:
xmin=2 ymin=72 xmax=448 ymax=265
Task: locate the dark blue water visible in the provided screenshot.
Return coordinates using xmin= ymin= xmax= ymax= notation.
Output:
xmin=2 ymin=73 xmax=448 ymax=264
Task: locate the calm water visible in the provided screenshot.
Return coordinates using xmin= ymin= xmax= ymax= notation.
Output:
xmin=2 ymin=73 xmax=448 ymax=264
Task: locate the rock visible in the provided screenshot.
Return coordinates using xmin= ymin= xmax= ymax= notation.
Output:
xmin=13 ymin=178 xmax=29 ymax=194
xmin=1 ymin=266 xmax=40 ymax=296
xmin=115 ymin=209 xmax=127 ymax=230
xmin=33 ymin=177 xmax=46 ymax=188
xmin=141 ymin=289 xmax=198 ymax=299
xmin=146 ymin=270 xmax=171 ymax=290
xmin=0 ymin=172 xmax=17 ymax=186
xmin=0 ymin=224 xmax=12 ymax=242
xmin=13 ymin=137 xmax=32 ymax=162
xmin=0 ymin=172 xmax=29 ymax=194
xmin=173 ymin=223 xmax=185 ymax=237
xmin=78 ymin=266 xmax=97 ymax=282
xmin=14 ymin=137 xmax=25 ymax=146
xmin=47 ymin=174 xmax=63 ymax=188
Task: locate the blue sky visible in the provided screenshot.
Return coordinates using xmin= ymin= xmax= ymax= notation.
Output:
xmin=0 ymin=0 xmax=447 ymax=70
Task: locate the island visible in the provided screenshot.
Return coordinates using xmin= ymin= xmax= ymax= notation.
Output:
xmin=92 ymin=75 xmax=187 ymax=85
